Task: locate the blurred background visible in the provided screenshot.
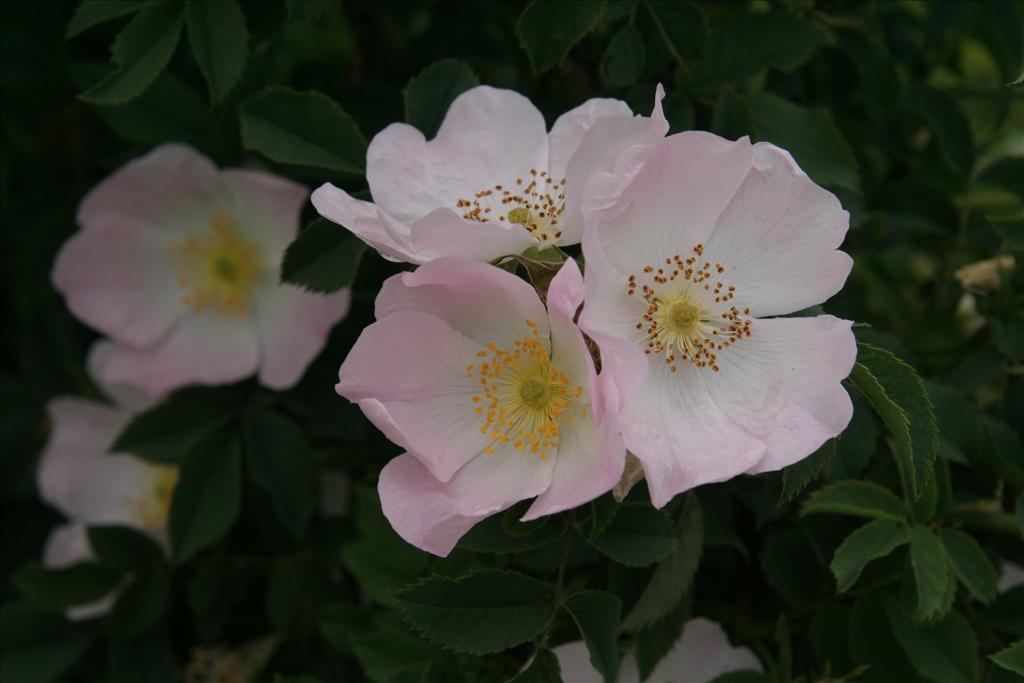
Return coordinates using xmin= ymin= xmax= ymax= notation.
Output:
xmin=2 ymin=1 xmax=1022 ymax=681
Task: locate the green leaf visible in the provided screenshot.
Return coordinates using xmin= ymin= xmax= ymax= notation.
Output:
xmin=66 ymin=0 xmax=145 ymax=39
xmin=0 ymin=602 xmax=96 ymax=682
xmin=112 ymin=385 xmax=245 ymax=464
xmin=243 ymin=409 xmax=317 ymax=540
xmin=940 ymin=529 xmax=998 ymax=604
xmin=508 ymin=649 xmax=563 ymax=683
xmin=107 ymin=628 xmax=177 ymax=683
xmin=349 ymin=612 xmax=437 ymax=683
xmin=622 ymin=493 xmax=703 ymax=630
xmin=801 ymin=480 xmax=910 ymax=522
xmin=634 ymin=600 xmax=689 ymax=681
xmin=643 ymin=1 xmax=706 ymax=67
xmin=108 ymin=570 xmax=171 ymax=637
xmin=404 ymin=59 xmax=479 ymax=138
xmin=695 ymin=11 xmax=829 ymax=87
xmin=849 ymin=594 xmax=921 ymax=683
xmin=284 ymin=0 xmax=334 ymax=22
xmin=564 ymin=591 xmax=621 ymax=683
xmin=706 ymin=674 xmax=775 ymax=683
xmin=989 ymin=640 xmax=1024 ymax=676
xmin=760 ymin=528 xmax=830 ymax=608
xmin=169 ymin=433 xmax=242 ymax=563
xmin=280 ymin=218 xmax=367 ymax=294
xmin=909 ymin=526 xmax=952 ymax=621
xmin=11 ymin=562 xmax=120 ymax=610
xmin=904 ymin=84 xmax=974 ymax=177
xmin=79 ymin=1 xmax=185 ymax=106
xmin=601 ymin=24 xmax=646 ymax=87
xmin=92 ymin=72 xmax=210 ymax=149
xmin=239 ymin=86 xmax=367 ymax=173
xmin=887 ymin=602 xmax=978 ymax=683
xmin=516 ymin=0 xmax=606 ymax=73
xmin=87 ymin=526 xmax=165 ymax=571
xmin=779 ymin=439 xmax=836 ymax=504
xmin=459 ymin=502 xmax=565 ymax=554
xmin=395 ymin=569 xmax=555 ymax=654
xmin=185 ymin=0 xmax=249 ymax=104
xmin=747 ymin=92 xmax=860 ymax=191
xmin=590 ymin=503 xmax=676 ymax=567
xmin=830 ymin=519 xmax=909 ymax=592
xmin=849 ymin=343 xmax=939 ymax=500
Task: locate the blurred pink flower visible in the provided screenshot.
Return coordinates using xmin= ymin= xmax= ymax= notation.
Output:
xmin=552 ymin=617 xmax=762 ymax=683
xmin=37 ymin=342 xmax=175 ymax=620
xmin=336 ymin=258 xmax=624 ymax=556
xmin=311 ymin=84 xmax=668 ymax=264
xmin=580 ymin=133 xmax=856 ymax=507
xmin=53 ymin=143 xmax=350 ymax=397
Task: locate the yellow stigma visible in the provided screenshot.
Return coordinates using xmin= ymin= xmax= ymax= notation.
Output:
xmin=665 ymin=298 xmax=702 ymax=336
xmin=456 ymin=168 xmax=567 ymax=244
xmin=171 ymin=213 xmax=263 ymax=317
xmin=467 ymin=321 xmax=587 ymax=459
xmin=128 ymin=465 xmax=180 ymax=529
xmin=627 ymin=243 xmax=753 ymax=373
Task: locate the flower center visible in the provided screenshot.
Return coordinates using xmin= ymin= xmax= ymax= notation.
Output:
xmin=627 ymin=243 xmax=753 ymax=373
xmin=127 ymin=464 xmax=179 ymax=529
xmin=171 ymin=212 xmax=263 ymax=317
xmin=466 ymin=320 xmax=586 ymax=459
xmin=456 ymin=168 xmax=567 ymax=244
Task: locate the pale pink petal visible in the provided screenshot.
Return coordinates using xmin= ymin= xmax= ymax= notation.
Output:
xmin=86 ymin=340 xmax=157 ymax=411
xmin=221 ymin=169 xmax=307 ymax=253
xmin=375 ymin=258 xmax=548 ymax=349
xmin=77 ymin=143 xmax=223 ymax=233
xmin=43 ymin=523 xmax=119 ymax=621
xmin=716 ymin=316 xmax=855 ymax=474
xmin=52 ymin=219 xmax=183 ymax=347
xmin=623 ymin=360 xmax=766 ymax=508
xmin=336 ymin=310 xmax=488 ymax=482
xmin=98 ymin=315 xmax=259 ymax=397
xmin=546 ymin=260 xmax=592 ymax=398
xmin=703 ymin=143 xmax=853 ymax=316
xmin=38 ymin=399 xmax=151 ymax=525
xmin=561 ymin=85 xmax=668 ymax=245
xmin=252 ymin=283 xmax=351 ymax=390
xmin=404 ymin=208 xmax=538 ymax=264
xmin=548 ymin=97 xmax=634 ymax=182
xmin=579 ymin=232 xmax=650 ymax=417
xmin=648 ymin=617 xmax=763 ymax=682
xmin=43 ymin=522 xmax=93 ymax=568
xmin=442 ymin=440 xmax=556 ymax=517
xmin=523 ymin=260 xmax=625 ymax=519
xmin=588 ymin=132 xmax=752 ymax=276
xmin=310 ymin=184 xmax=417 ymax=262
xmin=522 ymin=409 xmax=624 ymax=521
xmin=367 ymin=86 xmax=548 ymax=225
xmin=378 ymin=454 xmax=488 ymax=557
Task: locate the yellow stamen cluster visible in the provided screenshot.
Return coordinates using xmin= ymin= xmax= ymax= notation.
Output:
xmin=127 ymin=465 xmax=179 ymax=529
xmin=171 ymin=213 xmax=263 ymax=317
xmin=627 ymin=243 xmax=752 ymax=373
xmin=465 ymin=320 xmax=586 ymax=460
xmin=456 ymin=168 xmax=567 ymax=244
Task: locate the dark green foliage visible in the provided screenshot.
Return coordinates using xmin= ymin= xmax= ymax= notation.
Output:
xmin=3 ymin=0 xmax=1022 ymax=680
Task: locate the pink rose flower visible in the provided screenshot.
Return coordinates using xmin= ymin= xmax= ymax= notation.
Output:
xmin=336 ymin=258 xmax=625 ymax=556
xmin=311 ymin=85 xmax=668 ymax=264
xmin=37 ymin=343 xmax=175 ymax=620
xmin=552 ymin=617 xmax=762 ymax=683
xmin=580 ymin=133 xmax=857 ymax=507
xmin=53 ymin=144 xmax=350 ymax=397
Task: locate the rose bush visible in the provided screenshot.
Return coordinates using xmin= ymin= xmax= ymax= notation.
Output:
xmin=2 ymin=2 xmax=1022 ymax=683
